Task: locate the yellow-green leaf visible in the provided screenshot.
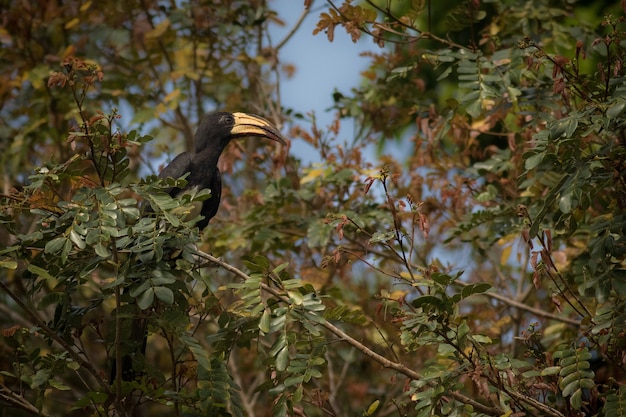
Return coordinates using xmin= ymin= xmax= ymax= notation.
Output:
xmin=0 ymin=259 xmax=17 ymax=269
xmin=365 ymin=399 xmax=380 ymax=416
xmin=145 ymin=19 xmax=170 ymax=40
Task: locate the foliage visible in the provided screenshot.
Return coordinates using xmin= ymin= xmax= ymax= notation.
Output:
xmin=1 ymin=0 xmax=626 ymax=417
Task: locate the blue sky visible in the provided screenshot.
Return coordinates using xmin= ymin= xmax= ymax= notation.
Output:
xmin=269 ymin=1 xmax=377 ymax=162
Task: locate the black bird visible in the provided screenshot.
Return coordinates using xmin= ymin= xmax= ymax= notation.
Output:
xmin=112 ymin=112 xmax=286 ymax=384
xmin=156 ymin=111 xmax=287 ymax=228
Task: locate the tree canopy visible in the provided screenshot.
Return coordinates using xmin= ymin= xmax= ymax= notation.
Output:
xmin=1 ymin=0 xmax=625 ymax=416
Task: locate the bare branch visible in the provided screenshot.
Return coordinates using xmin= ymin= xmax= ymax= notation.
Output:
xmin=455 ymin=280 xmax=581 ymax=327
xmin=0 ymin=385 xmax=53 ymax=417
xmin=275 ymin=3 xmax=311 ymax=52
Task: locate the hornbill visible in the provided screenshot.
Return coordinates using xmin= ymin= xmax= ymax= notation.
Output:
xmin=112 ymin=112 xmax=286 ymax=383
xmin=156 ymin=111 xmax=287 ymax=228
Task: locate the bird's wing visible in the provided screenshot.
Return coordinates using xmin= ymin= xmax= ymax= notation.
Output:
xmin=158 ymin=152 xmax=193 ymax=180
xmin=196 ymin=168 xmax=222 ymax=229
xmin=157 ymin=152 xmax=194 ymax=197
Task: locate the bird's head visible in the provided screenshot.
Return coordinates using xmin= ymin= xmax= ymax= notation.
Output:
xmin=194 ymin=112 xmax=286 ymax=154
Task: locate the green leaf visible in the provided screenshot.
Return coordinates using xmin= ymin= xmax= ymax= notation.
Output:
xmin=182 ymin=334 xmax=211 ymax=371
xmin=461 ymin=283 xmax=491 ymax=298
xmin=607 ymin=99 xmax=626 ymax=118
xmin=293 ymin=384 xmax=303 ymax=403
xmin=244 ymin=255 xmax=270 ymax=273
xmin=436 ymin=66 xmax=453 ymax=81
xmin=151 ymin=193 xmax=180 ymax=210
xmin=284 ymin=375 xmax=303 ymax=387
xmin=30 ymin=368 xmax=52 ymax=389
xmin=69 ymin=229 xmax=86 ymax=249
xmin=369 ymin=231 xmax=395 ymax=244
xmin=0 ymin=259 xmax=18 ymax=269
xmin=45 ymin=237 xmax=67 ymax=254
xmin=259 ymin=309 xmax=271 ymax=333
xmin=524 ymin=152 xmax=544 ymax=170
xmin=27 ymin=264 xmax=54 ymax=280
xmin=306 ymin=220 xmax=332 ymax=248
xmin=94 ymin=242 xmax=111 ymax=257
xmin=154 ymin=286 xmax=174 ymax=304
xmin=541 ymin=366 xmax=561 ymax=376
xmin=269 ymin=313 xmax=287 ymax=333
xmin=275 ymin=346 xmax=289 ymax=371
xmin=138 ymin=288 xmax=155 ymax=310
xmin=560 ymin=372 xmax=580 ymax=397
xmin=73 ymin=391 xmax=109 ymax=407
xmin=48 ymin=379 xmax=71 ymax=390
xmin=163 ymin=210 xmax=180 ymax=227
xmin=272 ymin=262 xmax=289 ymax=274
xmin=570 ymin=387 xmax=583 ymax=410
xmin=411 ymin=295 xmax=443 ymax=309
xmin=550 ymin=117 xmax=578 ymax=139
xmin=288 ymin=291 xmax=304 ymax=305
xmin=559 ymin=193 xmax=572 ymax=213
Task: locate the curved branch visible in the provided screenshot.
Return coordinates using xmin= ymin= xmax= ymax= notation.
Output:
xmin=275 ymin=2 xmax=311 ymax=51
xmin=197 ymin=251 xmax=571 ymax=416
xmin=0 ymin=385 xmax=53 ymax=417
xmin=454 ymin=280 xmax=581 ymax=327
xmin=195 ymin=251 xmax=502 ymax=416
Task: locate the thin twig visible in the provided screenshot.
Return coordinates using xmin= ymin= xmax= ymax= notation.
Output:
xmin=454 ymin=280 xmax=581 ymax=327
xmin=227 ymin=350 xmax=257 ymax=417
xmin=0 ymin=385 xmax=53 ymax=417
xmin=275 ymin=3 xmax=311 ymax=51
xmin=0 ymin=279 xmax=110 ymax=393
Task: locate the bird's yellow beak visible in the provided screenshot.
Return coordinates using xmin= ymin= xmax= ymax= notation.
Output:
xmin=231 ymin=112 xmax=287 ymax=145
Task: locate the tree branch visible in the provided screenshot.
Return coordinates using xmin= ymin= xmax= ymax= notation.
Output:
xmin=275 ymin=3 xmax=311 ymax=51
xmin=0 ymin=385 xmax=53 ymax=417
xmin=195 ymin=251 xmax=503 ymax=416
xmin=454 ymin=280 xmax=581 ymax=327
xmin=197 ymin=251 xmax=571 ymax=416
xmin=0 ymin=279 xmax=110 ymax=394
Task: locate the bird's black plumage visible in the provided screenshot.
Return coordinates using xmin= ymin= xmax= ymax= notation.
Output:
xmin=158 ymin=111 xmax=286 ymax=229
xmin=112 ymin=112 xmax=285 ymax=385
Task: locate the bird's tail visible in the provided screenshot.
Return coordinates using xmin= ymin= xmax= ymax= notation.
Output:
xmin=110 ymin=315 xmax=147 ymax=383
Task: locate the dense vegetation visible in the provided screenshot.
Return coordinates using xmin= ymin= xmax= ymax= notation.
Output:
xmin=1 ymin=0 xmax=625 ymax=416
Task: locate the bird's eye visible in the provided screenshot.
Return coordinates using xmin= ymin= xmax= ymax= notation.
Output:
xmin=223 ymin=115 xmax=234 ymax=125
